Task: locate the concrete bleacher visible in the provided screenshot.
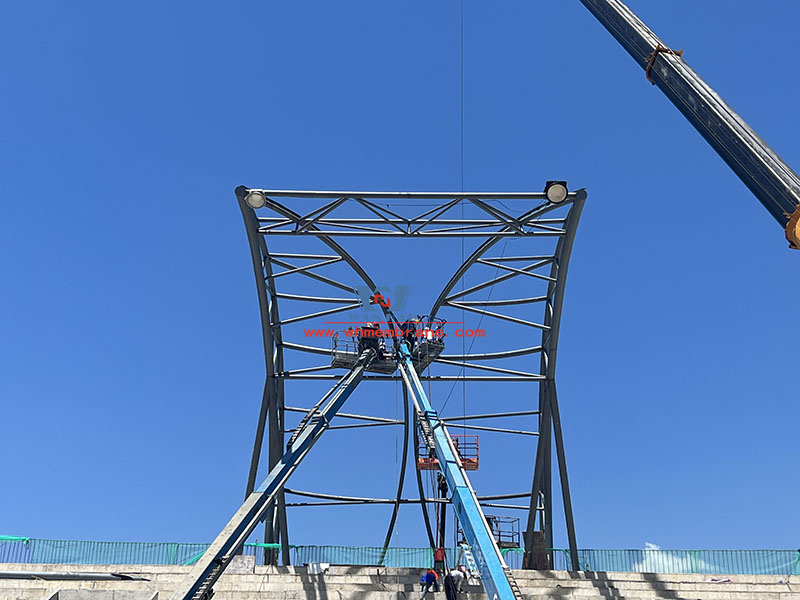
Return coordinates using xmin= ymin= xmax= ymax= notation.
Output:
xmin=2 ymin=563 xmax=800 ymax=600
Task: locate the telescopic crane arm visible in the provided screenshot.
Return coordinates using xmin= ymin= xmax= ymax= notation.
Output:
xmin=396 ymin=341 xmax=523 ymax=600
xmin=169 ymin=349 xmax=377 ymax=600
xmin=579 ymin=0 xmax=800 ymax=249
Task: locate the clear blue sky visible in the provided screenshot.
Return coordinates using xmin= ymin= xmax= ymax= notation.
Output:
xmin=2 ymin=1 xmax=799 ymax=552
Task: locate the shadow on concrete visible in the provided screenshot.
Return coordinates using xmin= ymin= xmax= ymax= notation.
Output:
xmin=293 ymin=565 xmax=417 ymax=600
xmin=527 ymin=569 xmax=689 ymax=599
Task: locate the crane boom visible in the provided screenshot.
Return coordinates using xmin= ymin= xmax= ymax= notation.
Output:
xmin=579 ymin=0 xmax=800 ymax=248
xmin=396 ymin=341 xmax=523 ymax=600
xmin=168 ymin=349 xmax=376 ymax=600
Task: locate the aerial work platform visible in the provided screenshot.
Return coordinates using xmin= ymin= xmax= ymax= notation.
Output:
xmin=330 ymin=321 xmax=446 ymax=374
xmin=169 ymin=334 xmax=524 ymax=600
xmin=418 ymin=434 xmax=479 ymax=471
xmin=331 ymin=332 xmax=396 ymax=373
xmin=411 ymin=340 xmax=445 ymax=370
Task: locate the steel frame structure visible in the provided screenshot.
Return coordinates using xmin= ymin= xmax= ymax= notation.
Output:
xmin=236 ymin=186 xmax=586 ymax=570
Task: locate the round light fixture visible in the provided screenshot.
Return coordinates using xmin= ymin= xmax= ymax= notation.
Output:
xmin=245 ymin=190 xmax=267 ymax=209
xmin=544 ymin=181 xmax=568 ymax=204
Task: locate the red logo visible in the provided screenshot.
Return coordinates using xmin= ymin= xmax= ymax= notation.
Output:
xmin=369 ymin=293 xmax=391 ymax=308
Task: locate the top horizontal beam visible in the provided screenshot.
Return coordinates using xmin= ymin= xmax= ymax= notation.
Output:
xmin=248 ymin=189 xmax=587 ymax=201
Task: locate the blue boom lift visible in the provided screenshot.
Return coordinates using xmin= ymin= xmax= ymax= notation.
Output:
xmin=168 ymin=348 xmax=377 ymax=600
xmin=396 ymin=340 xmax=523 ymax=600
xmin=170 ymin=333 xmax=523 ymax=600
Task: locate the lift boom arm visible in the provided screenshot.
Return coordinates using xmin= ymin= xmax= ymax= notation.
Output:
xmin=396 ymin=342 xmax=522 ymax=600
xmin=169 ymin=349 xmax=376 ymax=600
xmin=579 ymin=0 xmax=800 ymax=248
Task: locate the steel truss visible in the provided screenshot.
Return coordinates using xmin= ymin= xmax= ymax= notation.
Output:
xmin=237 ymin=186 xmax=586 ymax=570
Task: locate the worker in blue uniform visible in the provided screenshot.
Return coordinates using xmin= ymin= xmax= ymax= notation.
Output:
xmin=419 ymin=568 xmax=439 ymax=600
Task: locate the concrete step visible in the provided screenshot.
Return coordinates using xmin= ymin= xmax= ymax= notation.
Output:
xmin=520 ymin=581 xmax=800 ymax=594
xmin=55 ymin=592 xmax=157 ymax=600
xmin=3 ymin=566 xmax=800 ymax=600
xmin=0 ymin=587 xmax=50 ymax=600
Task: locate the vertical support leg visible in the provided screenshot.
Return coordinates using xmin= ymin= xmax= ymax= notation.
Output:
xmin=278 ymin=494 xmax=290 ymax=565
xmin=239 ymin=193 xmax=289 ymax=565
xmin=246 ymin=381 xmax=270 ymax=497
xmin=550 ymin=385 xmax=579 ymax=571
xmin=542 ymin=402 xmax=553 ymax=553
xmin=524 ymin=383 xmax=552 ymax=555
xmin=264 ymin=382 xmax=282 ymax=564
xmin=246 ymin=381 xmax=273 ymax=564
xmin=525 ymin=193 xmax=585 ymax=568
xmin=275 ymin=350 xmax=290 ymax=565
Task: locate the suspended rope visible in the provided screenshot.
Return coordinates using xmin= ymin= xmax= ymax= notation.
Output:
xmin=460 ymin=0 xmax=466 ymax=441
xmin=460 ymin=0 xmax=464 ymax=193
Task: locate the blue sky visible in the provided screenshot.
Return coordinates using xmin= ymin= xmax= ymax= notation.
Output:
xmin=2 ymin=1 xmax=799 ymax=553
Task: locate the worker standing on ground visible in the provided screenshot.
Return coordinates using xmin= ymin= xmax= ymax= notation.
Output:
xmin=444 ymin=565 xmax=468 ymax=600
xmin=419 ymin=568 xmax=439 ymax=600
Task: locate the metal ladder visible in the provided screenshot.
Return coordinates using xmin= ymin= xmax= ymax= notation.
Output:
xmin=417 ymin=409 xmax=438 ymax=464
xmin=502 ymin=566 xmax=524 ymax=600
xmin=458 ymin=544 xmax=523 ymax=600
xmin=459 ymin=543 xmax=479 ymax=576
xmin=191 ymin=560 xmax=223 ymax=600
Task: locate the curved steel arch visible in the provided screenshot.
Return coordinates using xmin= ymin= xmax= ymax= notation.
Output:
xmin=236 ymin=187 xmax=586 ymax=568
xmin=428 ymin=199 xmax=578 ymax=320
xmin=238 ymin=193 xmax=289 ymax=563
xmin=236 ymin=187 xmax=403 ymax=563
xmin=426 ymin=194 xmax=585 ymax=569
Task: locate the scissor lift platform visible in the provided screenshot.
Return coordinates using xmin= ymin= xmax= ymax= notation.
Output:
xmin=486 ymin=515 xmax=521 ymax=549
xmin=417 ymin=434 xmax=479 ymax=471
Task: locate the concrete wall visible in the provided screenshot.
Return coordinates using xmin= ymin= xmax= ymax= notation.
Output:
xmin=2 ymin=563 xmax=800 ymax=600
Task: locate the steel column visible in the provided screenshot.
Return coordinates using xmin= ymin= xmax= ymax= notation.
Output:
xmin=550 ymin=384 xmax=579 ymax=571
